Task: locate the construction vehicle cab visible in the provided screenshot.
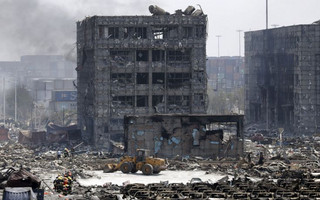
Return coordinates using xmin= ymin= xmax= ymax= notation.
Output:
xmin=104 ymin=149 xmax=167 ymax=175
xmin=136 ymin=149 xmax=149 ymax=162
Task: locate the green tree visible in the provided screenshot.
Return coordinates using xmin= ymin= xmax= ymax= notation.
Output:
xmin=5 ymin=84 xmax=33 ymax=122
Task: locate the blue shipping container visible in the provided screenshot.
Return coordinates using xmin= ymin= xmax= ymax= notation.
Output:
xmin=54 ymin=91 xmax=77 ymax=102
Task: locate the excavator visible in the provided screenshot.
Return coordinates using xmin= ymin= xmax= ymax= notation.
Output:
xmin=103 ymin=149 xmax=167 ymax=175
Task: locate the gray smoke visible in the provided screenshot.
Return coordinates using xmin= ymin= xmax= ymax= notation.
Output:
xmin=0 ymin=0 xmax=163 ymax=61
xmin=0 ymin=0 xmax=77 ymax=61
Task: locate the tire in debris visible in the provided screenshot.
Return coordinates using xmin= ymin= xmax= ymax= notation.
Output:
xmin=131 ymin=163 xmax=138 ymax=173
xmin=153 ymin=170 xmax=160 ymax=174
xmin=120 ymin=162 xmax=132 ymax=173
xmin=142 ymin=164 xmax=153 ymax=175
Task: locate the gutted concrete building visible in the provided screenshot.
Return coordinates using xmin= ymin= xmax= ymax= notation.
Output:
xmin=77 ymin=6 xmax=208 ymax=147
xmin=124 ymin=114 xmax=244 ymax=158
xmin=245 ymin=23 xmax=320 ymax=135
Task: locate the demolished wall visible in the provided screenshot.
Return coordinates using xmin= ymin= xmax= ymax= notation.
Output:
xmin=124 ymin=114 xmax=244 ymax=159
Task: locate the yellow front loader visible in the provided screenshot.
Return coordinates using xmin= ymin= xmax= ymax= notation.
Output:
xmin=103 ymin=149 xmax=167 ymax=175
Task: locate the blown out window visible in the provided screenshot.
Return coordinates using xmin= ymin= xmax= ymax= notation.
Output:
xmin=168 ymin=95 xmax=190 ymax=106
xmin=112 ymin=96 xmax=134 ymax=106
xmin=137 ymin=96 xmax=148 ymax=107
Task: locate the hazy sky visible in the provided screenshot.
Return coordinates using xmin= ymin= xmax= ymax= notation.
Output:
xmin=1 ymin=0 xmax=320 ymax=61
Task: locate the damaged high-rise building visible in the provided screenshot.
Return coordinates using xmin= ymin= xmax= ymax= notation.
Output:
xmin=77 ymin=6 xmax=208 ymax=147
xmin=245 ymin=22 xmax=320 ymax=135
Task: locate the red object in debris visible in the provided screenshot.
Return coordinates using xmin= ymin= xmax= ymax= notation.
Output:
xmin=251 ymin=133 xmax=264 ymax=142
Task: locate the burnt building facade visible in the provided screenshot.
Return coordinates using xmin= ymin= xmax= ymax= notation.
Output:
xmin=77 ymin=7 xmax=208 ymax=147
xmin=245 ymin=23 xmax=320 ymax=135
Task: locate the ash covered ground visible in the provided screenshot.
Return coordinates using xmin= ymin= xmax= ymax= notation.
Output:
xmin=2 ymin=125 xmax=320 ymax=199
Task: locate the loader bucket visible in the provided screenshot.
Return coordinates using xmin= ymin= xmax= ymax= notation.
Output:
xmin=103 ymin=163 xmax=118 ymax=173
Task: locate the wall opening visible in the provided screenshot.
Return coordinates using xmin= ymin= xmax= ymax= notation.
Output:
xmin=168 ymin=95 xmax=190 ymax=106
xmin=111 ymin=73 xmax=133 ymax=84
xmin=152 ymin=27 xmax=164 ymax=39
xmin=110 ymin=50 xmax=132 ymax=64
xmin=183 ymin=27 xmax=193 ymax=39
xmin=137 ymin=95 xmax=148 ymax=107
xmin=99 ymin=26 xmax=119 ymax=39
xmin=136 ymin=73 xmax=149 ymax=84
xmin=152 ymin=50 xmax=165 ymax=61
xmin=167 ymin=73 xmax=190 ymax=88
xmin=195 ymin=25 xmax=205 ymax=38
xmin=112 ymin=96 xmax=134 ymax=106
xmin=167 ymin=49 xmax=191 ymax=62
xmin=136 ymin=50 xmax=149 ymax=61
xmin=152 ymin=26 xmax=178 ymax=39
xmin=152 ymin=73 xmax=165 ymax=84
xmin=124 ymin=27 xmax=147 ymax=39
xmin=152 ymin=95 xmax=164 ymax=106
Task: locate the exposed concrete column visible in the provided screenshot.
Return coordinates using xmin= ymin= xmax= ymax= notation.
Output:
xmin=148 ymin=49 xmax=153 ymax=113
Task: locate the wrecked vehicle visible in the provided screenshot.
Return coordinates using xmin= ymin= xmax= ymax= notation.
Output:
xmin=104 ymin=149 xmax=167 ymax=175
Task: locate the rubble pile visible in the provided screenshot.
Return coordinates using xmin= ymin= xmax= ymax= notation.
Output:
xmin=0 ymin=141 xmax=118 ymax=172
xmin=2 ymin=125 xmax=320 ymax=199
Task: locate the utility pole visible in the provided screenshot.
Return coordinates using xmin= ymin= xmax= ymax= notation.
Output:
xmin=216 ymin=35 xmax=222 ymax=57
xmin=236 ymin=30 xmax=243 ymax=57
xmin=14 ymin=77 xmax=17 ymax=122
xmin=3 ymin=77 xmax=5 ymax=126
xmin=266 ymin=0 xmax=268 ymax=29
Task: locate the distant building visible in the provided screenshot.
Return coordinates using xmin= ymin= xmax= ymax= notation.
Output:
xmin=31 ymin=78 xmax=77 ymax=111
xmin=77 ymin=6 xmax=208 ymax=147
xmin=245 ymin=23 xmax=320 ymax=134
xmin=0 ymin=55 xmax=76 ymax=122
xmin=206 ymin=56 xmax=244 ymax=92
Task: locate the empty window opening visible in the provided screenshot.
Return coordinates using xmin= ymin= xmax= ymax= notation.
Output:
xmin=153 ymin=27 xmax=164 ymax=39
xmin=205 ymin=122 xmax=237 ymax=139
xmin=164 ymin=26 xmax=178 ymax=38
xmin=195 ymin=25 xmax=205 ymax=38
xmin=136 ymin=50 xmax=149 ymax=61
xmin=152 ymin=50 xmax=165 ymax=61
xmin=152 ymin=95 xmax=164 ymax=106
xmin=295 ymin=74 xmax=300 ymax=86
xmin=152 ymin=26 xmax=178 ymax=39
xmin=108 ymin=27 xmax=119 ymax=39
xmin=183 ymin=27 xmax=193 ymax=38
xmin=99 ymin=26 xmax=119 ymax=39
xmin=124 ymin=27 xmax=147 ymax=39
xmin=152 ymin=73 xmax=165 ymax=84
xmin=167 ymin=50 xmax=191 ymax=62
xmin=112 ymin=96 xmax=134 ymax=106
xmin=167 ymin=73 xmax=190 ymax=88
xmin=110 ymin=50 xmax=132 ymax=63
xmin=99 ymin=26 xmax=104 ymax=39
xmin=137 ymin=96 xmax=148 ymax=107
xmin=136 ymin=73 xmax=149 ymax=84
xmin=168 ymin=95 xmax=190 ymax=106
xmin=104 ymin=125 xmax=109 ymax=133
xmin=111 ymin=73 xmax=133 ymax=84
